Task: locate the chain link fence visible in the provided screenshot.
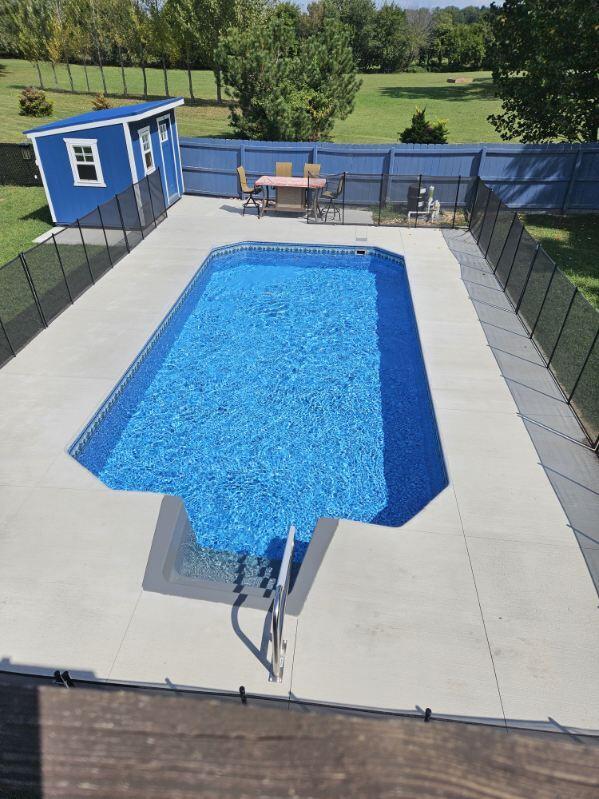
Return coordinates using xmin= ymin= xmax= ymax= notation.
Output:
xmin=0 ymin=143 xmax=42 ymax=186
xmin=0 ymin=169 xmax=167 ymax=368
xmin=468 ymin=179 xmax=599 ymax=451
xmin=306 ymin=172 xmax=476 ymax=229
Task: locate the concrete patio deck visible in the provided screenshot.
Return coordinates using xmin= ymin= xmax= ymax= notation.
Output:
xmin=0 ymin=196 xmax=598 ymax=732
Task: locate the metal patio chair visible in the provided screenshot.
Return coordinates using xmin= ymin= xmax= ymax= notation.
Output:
xmin=275 ymin=162 xmax=293 ymax=177
xmin=237 ymin=166 xmax=263 ymax=215
xmin=304 ymin=163 xmax=321 ymax=210
xmin=321 ymin=173 xmax=345 ymax=222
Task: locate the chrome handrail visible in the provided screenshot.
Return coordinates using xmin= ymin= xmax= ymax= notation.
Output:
xmin=269 ymin=524 xmax=295 ymax=683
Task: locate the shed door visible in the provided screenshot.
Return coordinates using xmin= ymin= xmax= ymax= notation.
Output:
xmin=157 ymin=116 xmax=179 ymax=203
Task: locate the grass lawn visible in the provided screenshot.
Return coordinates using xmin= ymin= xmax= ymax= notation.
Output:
xmin=0 ymin=58 xmax=503 ymax=144
xmin=0 ymin=185 xmax=53 ymax=263
xmin=521 ymin=214 xmax=599 ymax=311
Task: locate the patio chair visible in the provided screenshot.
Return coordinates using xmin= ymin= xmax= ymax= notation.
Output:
xmin=275 ymin=162 xmax=293 ymax=177
xmin=237 ymin=166 xmax=262 ymax=216
xmin=304 ymin=163 xmax=321 ymax=211
xmin=321 ymin=173 xmax=345 ymax=222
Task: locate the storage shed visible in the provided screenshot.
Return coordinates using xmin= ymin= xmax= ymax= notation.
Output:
xmin=24 ymin=98 xmax=185 ymax=224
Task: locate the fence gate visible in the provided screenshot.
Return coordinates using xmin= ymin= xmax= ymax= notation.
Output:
xmin=0 ymin=143 xmax=42 ymax=186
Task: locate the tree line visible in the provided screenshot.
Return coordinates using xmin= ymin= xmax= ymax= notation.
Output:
xmin=0 ymin=0 xmax=595 ymax=143
xmin=0 ymin=0 xmax=495 ymax=105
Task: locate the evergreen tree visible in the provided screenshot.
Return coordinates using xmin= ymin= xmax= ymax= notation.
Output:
xmin=399 ymin=107 xmax=448 ymax=144
xmin=217 ymin=5 xmax=361 ymax=140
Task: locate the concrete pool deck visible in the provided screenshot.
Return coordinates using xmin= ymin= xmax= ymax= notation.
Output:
xmin=0 ymin=196 xmax=598 ymax=732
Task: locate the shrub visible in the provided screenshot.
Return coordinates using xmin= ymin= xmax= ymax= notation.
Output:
xmin=399 ymin=107 xmax=448 ymax=144
xmin=91 ymin=93 xmax=112 ymax=111
xmin=18 ymin=87 xmax=53 ymax=118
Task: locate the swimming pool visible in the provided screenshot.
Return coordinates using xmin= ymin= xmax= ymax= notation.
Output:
xmin=72 ymin=243 xmax=447 ymax=586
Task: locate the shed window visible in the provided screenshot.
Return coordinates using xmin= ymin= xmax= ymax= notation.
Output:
xmin=65 ymin=138 xmax=105 ymax=187
xmin=140 ymin=127 xmax=155 ymax=174
xmin=159 ymin=120 xmax=169 ymax=142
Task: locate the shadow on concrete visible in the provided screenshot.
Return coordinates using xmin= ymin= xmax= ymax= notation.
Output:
xmin=444 ymin=228 xmax=599 ymax=596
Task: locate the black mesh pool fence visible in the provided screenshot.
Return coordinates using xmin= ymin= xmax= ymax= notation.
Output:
xmin=307 ymin=173 xmax=474 ymax=228
xmin=469 ymin=178 xmax=599 ymax=450
xmin=0 ymin=168 xmax=168 ymax=369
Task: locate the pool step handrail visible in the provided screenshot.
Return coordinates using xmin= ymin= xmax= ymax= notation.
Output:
xmin=269 ymin=524 xmax=295 ymax=683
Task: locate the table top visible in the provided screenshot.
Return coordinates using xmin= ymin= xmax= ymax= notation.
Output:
xmin=255 ymin=175 xmax=326 ymax=188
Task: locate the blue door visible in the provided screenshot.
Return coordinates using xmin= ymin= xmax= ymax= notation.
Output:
xmin=157 ymin=115 xmax=179 ymax=203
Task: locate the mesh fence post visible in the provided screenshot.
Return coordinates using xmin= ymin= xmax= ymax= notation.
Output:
xmin=468 ymin=177 xmax=480 ymax=231
xmin=484 ymin=199 xmax=501 ymax=258
xmin=514 ymin=243 xmax=540 ymax=313
xmin=77 ymin=219 xmax=96 ymax=283
xmin=501 ymin=225 xmax=524 ymax=287
xmin=19 ymin=252 xmax=47 ymax=328
xmin=146 ymin=175 xmax=158 ymax=229
xmin=0 ymin=314 xmax=16 ymax=357
xmin=415 ymin=174 xmax=422 ymax=228
xmin=529 ymin=262 xmax=558 ymax=339
xmin=115 ymin=195 xmax=131 ymax=253
xmin=98 ymin=205 xmax=113 ymax=268
xmin=134 ymin=182 xmax=145 ymax=238
xmin=377 ymin=173 xmax=386 ymax=226
xmin=494 ymin=212 xmax=518 ymax=274
xmin=567 ymin=327 xmax=599 ymax=404
xmin=452 ymin=175 xmax=461 ymax=229
xmin=476 ymin=186 xmax=491 ymax=244
xmin=51 ymin=233 xmax=74 ymax=304
xmin=342 ymin=172 xmax=346 ymax=225
xmin=546 ymin=290 xmax=578 ymax=367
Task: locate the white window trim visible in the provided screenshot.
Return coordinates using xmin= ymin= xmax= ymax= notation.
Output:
xmin=64 ymin=137 xmax=105 ymax=187
xmin=139 ymin=125 xmax=156 ymax=175
xmin=157 ymin=114 xmax=169 ymax=143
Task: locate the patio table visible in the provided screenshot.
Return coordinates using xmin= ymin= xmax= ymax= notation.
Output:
xmin=255 ymin=175 xmax=326 ymax=218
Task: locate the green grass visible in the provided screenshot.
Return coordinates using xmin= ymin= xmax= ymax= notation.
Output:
xmin=521 ymin=214 xmax=599 ymax=310
xmin=0 ymin=57 xmax=503 ymax=143
xmin=333 ymin=71 xmax=501 ymax=143
xmin=0 ymin=185 xmax=52 ymax=263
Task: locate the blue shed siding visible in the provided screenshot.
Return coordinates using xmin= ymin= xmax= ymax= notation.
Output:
xmin=128 ymin=111 xmax=183 ymax=202
xmin=37 ymin=124 xmax=133 ymax=224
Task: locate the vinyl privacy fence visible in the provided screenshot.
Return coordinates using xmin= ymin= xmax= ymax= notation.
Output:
xmin=469 ymin=180 xmax=599 ymax=450
xmin=0 ymin=169 xmax=167 ymax=368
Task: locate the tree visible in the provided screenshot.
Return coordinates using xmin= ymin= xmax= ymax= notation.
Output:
xmin=103 ymin=0 xmax=136 ymax=95
xmin=405 ymin=8 xmax=433 ymax=66
xmin=9 ymin=0 xmax=51 ymax=90
xmin=67 ymin=0 xmax=94 ymax=91
xmin=447 ymin=23 xmax=485 ymax=69
xmin=129 ymin=0 xmax=154 ymax=97
xmin=146 ymin=0 xmax=175 ymax=96
xmin=216 ymin=5 xmax=361 ymax=140
xmin=197 ymin=0 xmax=238 ymax=103
xmin=489 ymin=0 xmax=599 ymax=142
xmin=87 ymin=0 xmax=109 ymax=94
xmin=371 ymin=3 xmax=410 ymax=74
xmin=399 ymin=107 xmax=448 ymax=144
xmin=329 ymin=0 xmax=377 ymax=70
xmin=47 ymin=1 xmax=77 ymax=91
xmin=166 ymin=0 xmax=202 ymax=101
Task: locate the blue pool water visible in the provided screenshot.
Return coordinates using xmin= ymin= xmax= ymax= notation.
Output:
xmin=73 ymin=244 xmax=446 ymax=581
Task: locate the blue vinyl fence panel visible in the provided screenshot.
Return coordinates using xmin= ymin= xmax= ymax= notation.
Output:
xmin=180 ymin=138 xmax=599 ymax=212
